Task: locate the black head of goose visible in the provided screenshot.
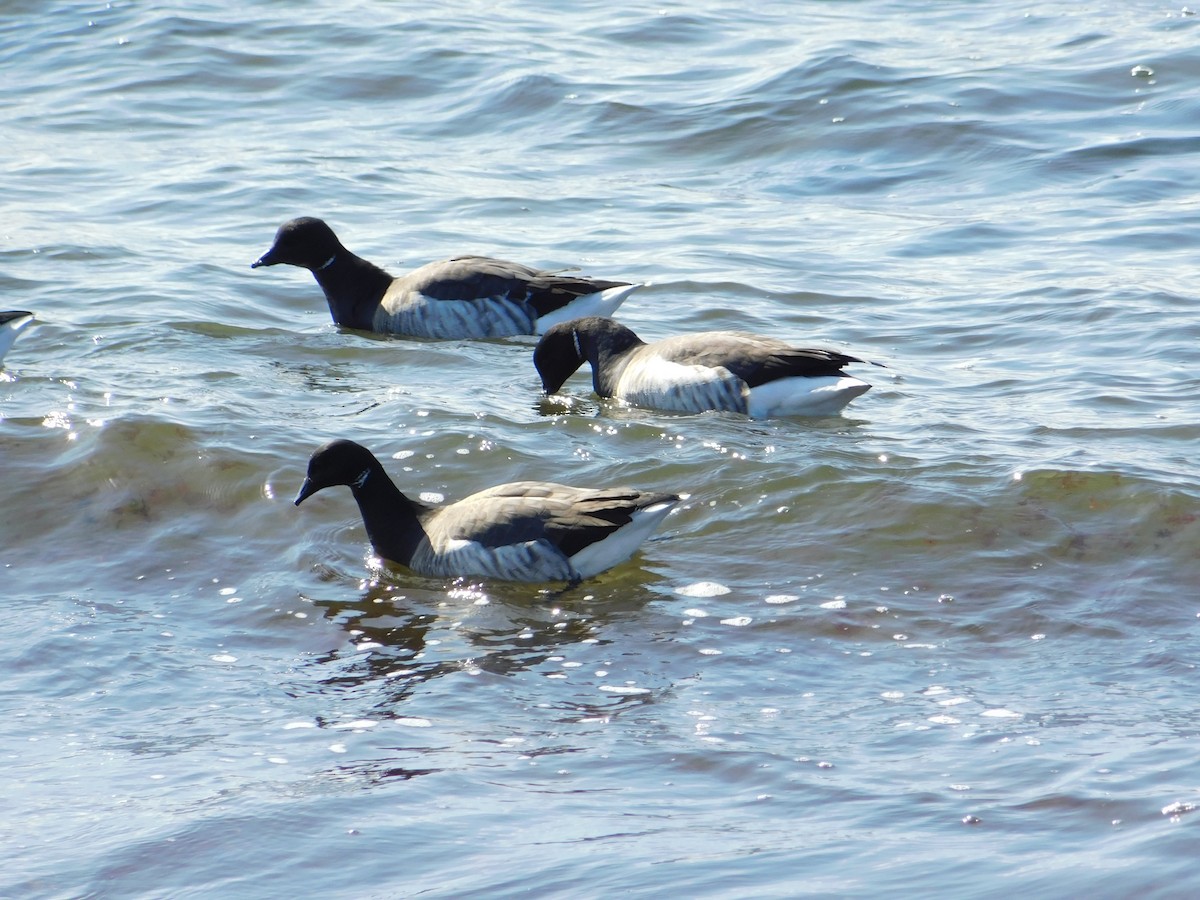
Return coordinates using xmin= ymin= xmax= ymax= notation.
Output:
xmin=252 ymin=217 xmax=640 ymax=340
xmin=534 ymin=316 xmax=877 ymax=417
xmin=294 ymin=439 xmax=679 ymax=584
xmin=0 ymin=311 xmax=34 ymax=364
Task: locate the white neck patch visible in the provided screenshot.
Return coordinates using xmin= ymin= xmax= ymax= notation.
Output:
xmin=352 ymin=468 xmax=370 ymax=489
xmin=571 ymin=328 xmax=583 ymax=360
xmin=316 ymin=254 xmax=336 ymax=271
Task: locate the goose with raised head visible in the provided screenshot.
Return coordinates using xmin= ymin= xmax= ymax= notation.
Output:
xmin=294 ymin=439 xmax=679 ymax=584
xmin=253 ymin=217 xmax=640 ymax=339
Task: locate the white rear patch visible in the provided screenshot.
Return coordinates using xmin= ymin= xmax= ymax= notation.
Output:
xmin=567 ymin=499 xmax=677 ymax=580
xmin=534 ymin=283 xmax=642 ymax=334
xmin=746 ymin=375 xmax=871 ymax=417
xmin=0 ymin=313 xmax=33 ymax=363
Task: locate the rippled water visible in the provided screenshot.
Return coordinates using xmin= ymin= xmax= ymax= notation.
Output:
xmin=4 ymin=1 xmax=1199 ymax=896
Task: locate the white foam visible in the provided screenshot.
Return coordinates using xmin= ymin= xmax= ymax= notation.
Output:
xmin=676 ymin=581 xmax=731 ymax=597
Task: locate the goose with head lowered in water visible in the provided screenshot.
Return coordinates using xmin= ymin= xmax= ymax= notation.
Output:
xmin=534 ymin=316 xmax=880 ymax=417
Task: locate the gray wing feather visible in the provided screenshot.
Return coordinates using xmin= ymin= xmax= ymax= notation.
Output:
xmin=652 ymin=333 xmax=864 ymax=385
xmin=419 ymin=481 xmax=667 ymax=562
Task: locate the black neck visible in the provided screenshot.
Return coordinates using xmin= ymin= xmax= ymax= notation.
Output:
xmin=313 ymin=252 xmax=394 ymax=330
xmin=348 ymin=471 xmax=429 ymax=565
xmin=586 ymin=328 xmax=645 ymax=396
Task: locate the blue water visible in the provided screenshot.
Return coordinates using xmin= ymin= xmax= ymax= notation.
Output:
xmin=3 ymin=1 xmax=1199 ymax=896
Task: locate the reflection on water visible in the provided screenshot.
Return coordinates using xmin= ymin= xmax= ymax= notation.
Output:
xmin=297 ymin=572 xmax=673 ymax=718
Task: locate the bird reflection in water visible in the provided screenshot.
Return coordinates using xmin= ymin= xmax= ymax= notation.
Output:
xmin=298 ymin=570 xmax=669 ymax=711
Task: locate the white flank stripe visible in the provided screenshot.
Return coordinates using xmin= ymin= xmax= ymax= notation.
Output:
xmin=616 ymin=355 xmax=746 ymax=413
xmin=379 ymin=293 xmax=534 ymax=338
xmin=412 ymin=536 xmax=575 ymax=582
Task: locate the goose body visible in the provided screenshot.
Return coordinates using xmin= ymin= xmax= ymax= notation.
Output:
xmin=253 ymin=217 xmax=639 ymax=339
xmin=534 ymin=317 xmax=876 ymax=417
xmin=294 ymin=439 xmax=679 ymax=584
xmin=0 ymin=311 xmax=33 ymax=363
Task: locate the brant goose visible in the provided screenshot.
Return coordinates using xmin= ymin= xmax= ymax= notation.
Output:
xmin=535 ymin=316 xmax=876 ymax=417
xmin=295 ymin=439 xmax=679 ymax=584
xmin=253 ymin=217 xmax=640 ymax=339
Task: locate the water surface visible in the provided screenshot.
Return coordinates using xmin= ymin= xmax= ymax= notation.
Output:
xmin=3 ymin=1 xmax=1199 ymax=896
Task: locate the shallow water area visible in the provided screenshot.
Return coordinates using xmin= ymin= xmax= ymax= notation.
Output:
xmin=3 ymin=1 xmax=1200 ymax=896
